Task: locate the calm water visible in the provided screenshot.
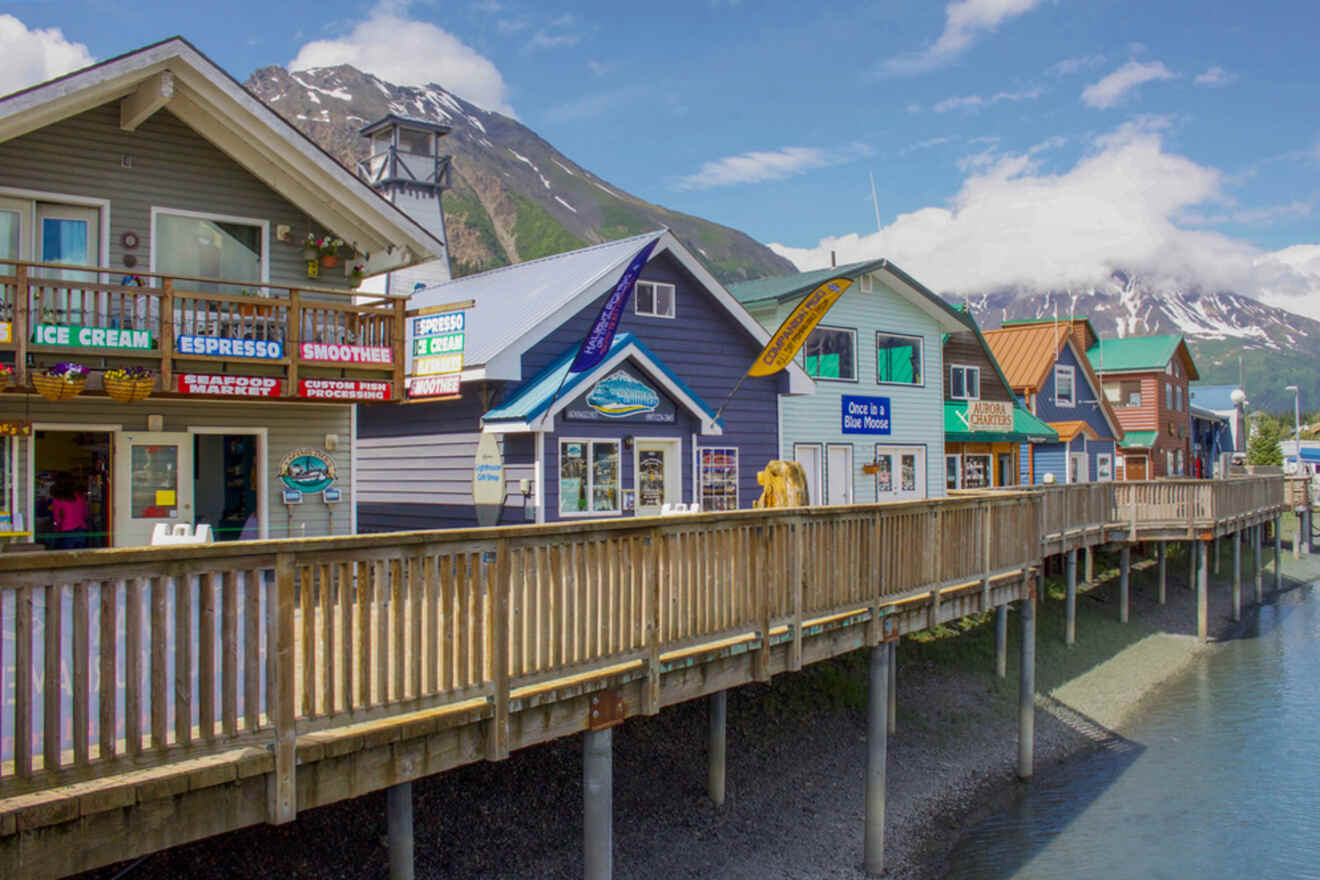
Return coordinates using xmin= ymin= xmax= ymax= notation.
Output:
xmin=945 ymin=581 xmax=1320 ymax=880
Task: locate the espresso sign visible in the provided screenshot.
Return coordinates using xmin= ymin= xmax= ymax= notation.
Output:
xmin=965 ymin=400 xmax=1014 ymax=432
xmin=178 ymin=374 xmax=282 ymax=397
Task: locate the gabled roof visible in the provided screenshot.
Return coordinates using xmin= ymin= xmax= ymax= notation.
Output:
xmin=1048 ymin=421 xmax=1100 ymax=443
xmin=946 ymin=305 xmax=1018 ymax=403
xmin=1001 ymin=316 xmax=1100 ymax=351
xmin=0 ymin=37 xmax=444 ymax=275
xmin=410 ymin=229 xmax=813 ymax=393
xmin=481 ymin=333 xmax=722 ymax=435
xmin=1087 ymin=334 xmax=1199 ymax=380
xmin=727 ymin=258 xmax=967 ymax=334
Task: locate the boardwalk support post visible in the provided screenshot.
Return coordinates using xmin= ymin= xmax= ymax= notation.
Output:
xmin=1119 ymin=545 xmax=1131 ymax=623
xmin=387 ymin=782 xmax=414 ymax=880
xmin=269 ymin=553 xmax=297 ymax=825
xmin=1197 ymin=541 xmax=1209 ymax=644
xmin=1017 ymin=590 xmax=1035 ymax=781
xmin=1188 ymin=541 xmax=1196 ymax=592
xmin=887 ymin=641 xmax=897 ymax=735
xmin=1065 ymin=549 xmax=1077 ymax=647
xmin=1232 ymin=529 xmax=1242 ymax=622
xmin=1274 ymin=515 xmax=1283 ymax=593
xmin=1158 ymin=541 xmax=1167 ymax=605
xmin=584 ymin=728 xmax=613 ymax=880
xmin=1255 ymin=524 xmax=1264 ymax=604
xmin=1214 ymin=536 xmax=1221 ymax=574
xmin=864 ymin=644 xmax=889 ymax=876
xmin=708 ymin=690 xmax=727 ymax=807
xmin=994 ymin=604 xmax=1008 ymax=678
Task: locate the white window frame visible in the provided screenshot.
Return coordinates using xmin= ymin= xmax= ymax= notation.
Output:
xmin=633 ymin=280 xmax=676 ymax=319
xmin=950 ymin=364 xmax=980 ymax=401
xmin=149 ymin=206 xmax=271 ymax=286
xmin=875 ymin=331 xmax=925 ymax=387
xmin=874 ymin=444 xmax=926 ymax=500
xmin=558 ymin=438 xmax=622 ymax=517
xmin=1054 ymin=365 xmax=1076 ymax=407
xmin=802 ymin=324 xmax=858 ymax=383
xmin=0 ymin=186 xmax=112 ymax=268
xmin=698 ymin=446 xmax=739 ymax=512
xmin=859 ymin=272 xmax=874 ymax=293
xmin=945 ymin=454 xmax=961 ymax=491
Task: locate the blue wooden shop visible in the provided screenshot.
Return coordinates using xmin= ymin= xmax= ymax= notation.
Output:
xmin=355 ymin=230 xmax=812 ymax=529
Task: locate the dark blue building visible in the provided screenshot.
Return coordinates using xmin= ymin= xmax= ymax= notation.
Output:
xmin=355 ymin=231 xmax=812 ymax=530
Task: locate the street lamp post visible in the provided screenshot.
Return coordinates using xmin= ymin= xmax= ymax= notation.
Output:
xmin=1286 ymin=385 xmax=1302 ymax=461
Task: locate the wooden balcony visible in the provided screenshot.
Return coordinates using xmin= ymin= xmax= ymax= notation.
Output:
xmin=0 ymin=260 xmax=407 ymax=403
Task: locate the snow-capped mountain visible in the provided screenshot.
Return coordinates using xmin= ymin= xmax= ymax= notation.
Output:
xmin=244 ymin=64 xmax=795 ymax=282
xmin=952 ymin=272 xmax=1320 ymax=412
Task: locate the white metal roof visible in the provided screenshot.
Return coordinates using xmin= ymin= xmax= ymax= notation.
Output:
xmin=411 ymin=229 xmax=814 ymax=394
xmin=0 ymin=37 xmax=445 ymax=277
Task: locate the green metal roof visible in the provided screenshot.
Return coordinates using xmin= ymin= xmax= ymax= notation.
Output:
xmin=1087 ymin=335 xmax=1187 ymax=373
xmin=727 ymin=259 xmax=886 ymax=305
xmin=944 ymin=402 xmax=1060 ymax=443
xmin=1120 ymin=429 xmax=1158 ymax=448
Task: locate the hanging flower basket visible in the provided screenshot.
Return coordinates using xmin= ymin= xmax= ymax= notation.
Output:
xmin=0 ymin=364 xmax=12 ymax=388
xmin=320 ymin=253 xmax=340 ymax=269
xmin=33 ymin=363 xmax=88 ymax=402
xmin=103 ymin=366 xmax=155 ymax=403
xmin=302 ymin=246 xmax=320 ymax=261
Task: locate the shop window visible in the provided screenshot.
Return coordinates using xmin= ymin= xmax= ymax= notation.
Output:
xmin=634 ymin=281 xmax=675 ymax=318
xmin=876 ymin=332 xmax=923 ymax=385
xmin=1104 ymin=380 xmax=1142 ymax=407
xmin=154 ymin=210 xmax=264 ymax=293
xmin=963 ymin=454 xmax=991 ymax=489
xmin=1096 ymin=454 xmax=1113 ymax=481
xmin=859 ymin=273 xmax=874 ymax=293
xmin=804 ymin=326 xmax=856 ymax=380
xmin=945 ymin=454 xmax=960 ymax=491
xmin=950 ymin=365 xmax=980 ymax=400
xmin=1054 ymin=365 xmax=1075 ymax=407
xmin=559 ymin=440 xmax=620 ymax=515
xmin=699 ymin=447 xmax=739 ymax=512
xmin=1176 ymin=449 xmax=1185 ymax=475
xmin=997 ymin=452 xmax=1014 ymax=486
xmin=397 ymin=128 xmax=433 ymax=156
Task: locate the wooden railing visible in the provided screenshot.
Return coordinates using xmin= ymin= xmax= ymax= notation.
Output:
xmin=0 ymin=260 xmax=406 ymax=400
xmin=1113 ymin=476 xmax=1284 ymax=535
xmin=1285 ymin=475 xmax=1311 ymax=510
xmin=0 ymin=494 xmax=1040 ymax=802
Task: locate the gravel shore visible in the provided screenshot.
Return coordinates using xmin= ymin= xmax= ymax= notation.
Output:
xmin=80 ymin=539 xmax=1311 ymax=880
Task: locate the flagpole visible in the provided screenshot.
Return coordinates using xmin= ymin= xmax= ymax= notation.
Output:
xmin=712 ymin=370 xmax=751 ymax=424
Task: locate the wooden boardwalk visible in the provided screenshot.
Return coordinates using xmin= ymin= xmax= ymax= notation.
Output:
xmin=0 ymin=476 xmax=1290 ymax=879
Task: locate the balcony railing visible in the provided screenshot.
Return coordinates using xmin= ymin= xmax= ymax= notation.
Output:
xmin=0 ymin=260 xmax=407 ymax=402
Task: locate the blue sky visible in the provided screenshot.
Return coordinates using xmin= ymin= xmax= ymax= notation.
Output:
xmin=4 ymin=0 xmax=1319 ymax=309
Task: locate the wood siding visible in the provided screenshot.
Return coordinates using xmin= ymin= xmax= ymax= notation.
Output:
xmin=943 ymin=331 xmax=1014 ymax=402
xmin=0 ymin=102 xmax=354 ymax=292
xmin=6 ymin=396 xmax=352 ymax=540
xmin=1103 ymin=367 xmax=1192 ymax=477
xmin=758 ymin=277 xmax=946 ymax=500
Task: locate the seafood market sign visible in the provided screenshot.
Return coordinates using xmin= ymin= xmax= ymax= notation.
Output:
xmin=565 ymin=368 xmax=675 ymax=423
xmin=279 ymin=448 xmax=338 ymax=494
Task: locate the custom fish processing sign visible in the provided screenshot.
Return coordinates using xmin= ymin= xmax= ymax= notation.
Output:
xmin=407 ymin=308 xmax=466 ymax=400
xmin=279 ymin=447 xmax=337 ymax=494
xmin=565 ymin=367 xmax=676 ymax=423
xmin=472 ymin=432 xmax=504 ymax=527
xmin=33 ymin=324 xmax=153 ymax=351
xmin=841 ymin=394 xmax=891 ymax=435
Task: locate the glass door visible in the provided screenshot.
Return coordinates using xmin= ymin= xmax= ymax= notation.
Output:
xmin=35 ymin=203 xmax=99 ymax=326
xmin=0 ymin=197 xmax=30 ymax=331
xmin=635 ymin=439 xmax=679 ymax=516
xmin=875 ymin=445 xmax=926 ymax=501
xmin=113 ymin=432 xmax=195 ymax=547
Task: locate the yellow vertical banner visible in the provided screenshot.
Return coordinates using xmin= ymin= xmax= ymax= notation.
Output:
xmin=748 ymin=277 xmax=853 ymax=376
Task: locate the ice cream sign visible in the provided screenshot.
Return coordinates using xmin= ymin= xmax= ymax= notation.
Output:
xmin=32 ymin=324 xmax=153 ymax=350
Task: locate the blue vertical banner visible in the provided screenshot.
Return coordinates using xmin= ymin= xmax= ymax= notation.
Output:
xmin=568 ymin=237 xmax=660 ymax=373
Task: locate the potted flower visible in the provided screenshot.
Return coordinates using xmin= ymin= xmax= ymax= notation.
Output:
xmin=0 ymin=363 xmax=12 ymax=388
xmin=302 ymin=233 xmax=321 ymax=262
xmin=302 ymin=233 xmax=346 ymax=268
xmin=102 ymin=365 xmax=156 ymax=403
xmin=347 ymin=264 xmax=365 ymax=289
xmin=33 ymin=362 xmax=88 ymax=402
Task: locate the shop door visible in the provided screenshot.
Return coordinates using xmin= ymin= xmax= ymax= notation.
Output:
xmin=1126 ymin=456 xmax=1147 ymax=480
xmin=114 ymin=432 xmax=195 ymax=547
xmin=1068 ymin=452 xmax=1089 ymax=483
xmin=794 ymin=444 xmax=822 ymax=506
xmin=35 ymin=203 xmax=100 ymax=325
xmin=875 ymin=445 xmax=926 ymax=501
xmin=826 ymin=444 xmax=852 ymax=505
xmin=0 ymin=196 xmax=31 ymax=272
xmin=635 ymin=439 xmax=679 ymax=516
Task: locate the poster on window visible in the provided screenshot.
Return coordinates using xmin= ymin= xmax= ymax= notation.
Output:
xmin=901 ymin=455 xmax=917 ymax=492
xmin=873 ymin=454 xmax=893 ymax=493
xmin=699 ymin=448 xmax=738 ymax=511
xmin=639 ymin=450 xmax=666 ymax=507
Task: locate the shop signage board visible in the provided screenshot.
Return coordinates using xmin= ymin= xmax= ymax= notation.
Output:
xmin=0 ymin=322 xmax=10 ymax=344
xmin=177 ymin=374 xmax=282 ymax=397
xmin=299 ymin=378 xmax=391 ymax=401
xmin=841 ymin=394 xmax=892 ymax=435
xmin=279 ymin=447 xmax=337 ymax=494
xmin=964 ymin=400 xmax=1014 ymax=432
xmin=407 ymin=307 xmax=467 ymax=400
xmin=565 ymin=367 xmax=676 ymax=423
xmin=177 ymin=335 xmax=284 ymax=359
xmin=472 ymin=432 xmax=504 ymax=527
xmin=299 ymin=342 xmax=393 ymax=365
xmin=406 ymin=374 xmax=460 ymax=398
xmin=32 ymin=324 xmax=153 ymax=351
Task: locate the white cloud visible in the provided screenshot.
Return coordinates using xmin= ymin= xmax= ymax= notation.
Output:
xmin=1082 ymin=60 xmax=1177 ymax=109
xmin=1194 ymin=66 xmax=1235 ymax=87
xmin=674 ymin=143 xmax=872 ymax=190
xmin=932 ymin=86 xmax=1043 ymax=112
xmin=1049 ymin=54 xmax=1105 ymax=76
xmin=768 ymin=122 xmax=1301 ymax=302
xmin=289 ymin=6 xmax=515 ymax=116
xmin=884 ymin=0 xmax=1048 ymax=75
xmin=899 ymin=136 xmax=954 ymax=156
xmin=587 ymin=59 xmax=610 ymax=76
xmin=0 ymin=15 xmax=94 ymax=97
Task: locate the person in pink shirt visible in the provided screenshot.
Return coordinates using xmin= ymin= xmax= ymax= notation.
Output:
xmin=50 ymin=474 xmax=89 ymax=550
